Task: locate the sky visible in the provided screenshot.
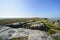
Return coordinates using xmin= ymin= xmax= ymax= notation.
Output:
xmin=0 ymin=0 xmax=60 ymax=18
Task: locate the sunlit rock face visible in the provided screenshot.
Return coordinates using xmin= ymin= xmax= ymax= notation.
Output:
xmin=0 ymin=26 xmax=54 ymax=40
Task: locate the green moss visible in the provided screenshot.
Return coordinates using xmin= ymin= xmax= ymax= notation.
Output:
xmin=54 ymin=37 xmax=59 ymax=40
xmin=48 ymin=29 xmax=56 ymax=35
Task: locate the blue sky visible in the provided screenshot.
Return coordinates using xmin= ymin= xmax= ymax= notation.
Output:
xmin=0 ymin=0 xmax=60 ymax=18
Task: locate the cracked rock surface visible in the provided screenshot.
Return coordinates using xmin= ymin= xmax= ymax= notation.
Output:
xmin=0 ymin=26 xmax=54 ymax=40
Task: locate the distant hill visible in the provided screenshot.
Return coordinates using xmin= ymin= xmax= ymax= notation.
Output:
xmin=0 ymin=18 xmax=7 ymax=20
xmin=48 ymin=18 xmax=60 ymax=20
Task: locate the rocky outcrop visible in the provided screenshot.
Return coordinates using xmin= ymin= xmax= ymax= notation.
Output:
xmin=30 ymin=23 xmax=49 ymax=31
xmin=5 ymin=22 xmax=49 ymax=31
xmin=0 ymin=26 xmax=54 ymax=40
xmin=49 ymin=20 xmax=60 ymax=26
xmin=5 ymin=22 xmax=27 ymax=28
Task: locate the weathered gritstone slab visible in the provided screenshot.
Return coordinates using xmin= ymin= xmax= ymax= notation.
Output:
xmin=0 ymin=26 xmax=54 ymax=40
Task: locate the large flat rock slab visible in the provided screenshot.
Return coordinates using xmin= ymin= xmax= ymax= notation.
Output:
xmin=0 ymin=26 xmax=54 ymax=40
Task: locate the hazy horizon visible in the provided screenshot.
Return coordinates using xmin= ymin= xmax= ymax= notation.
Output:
xmin=0 ymin=0 xmax=60 ymax=18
